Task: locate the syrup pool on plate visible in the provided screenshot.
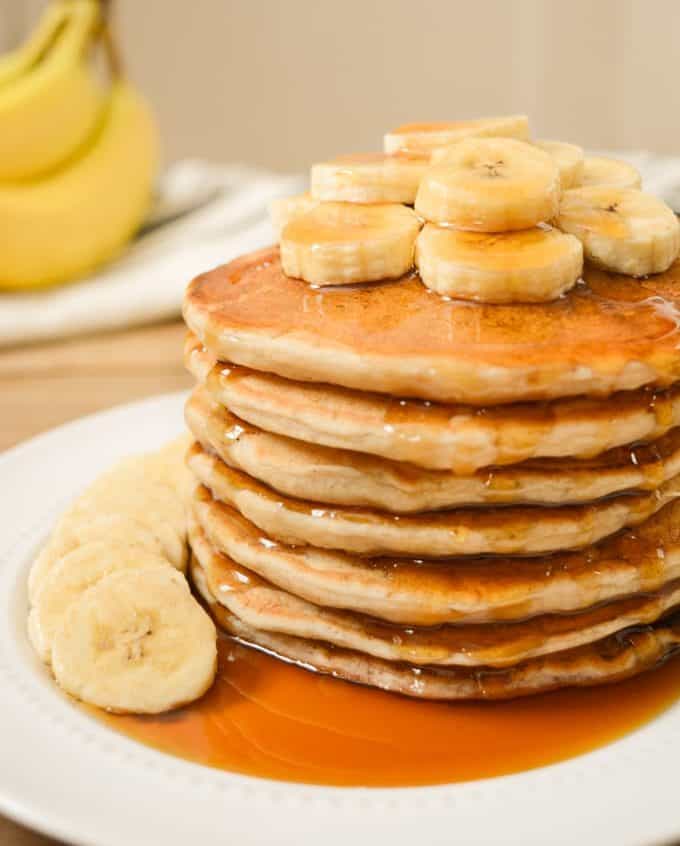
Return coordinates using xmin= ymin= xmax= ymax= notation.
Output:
xmin=96 ymin=635 xmax=680 ymax=787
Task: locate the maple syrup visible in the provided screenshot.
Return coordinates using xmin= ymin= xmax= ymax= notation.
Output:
xmin=98 ymin=635 xmax=680 ymax=787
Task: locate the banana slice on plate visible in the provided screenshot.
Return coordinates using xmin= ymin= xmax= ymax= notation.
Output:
xmin=534 ymin=140 xmax=584 ymax=189
xmin=280 ymin=202 xmax=421 ymax=285
xmin=29 ymin=440 xmax=190 ymax=601
xmin=581 ymin=156 xmax=642 ymax=190
xmin=142 ymin=434 xmax=194 ymax=502
xmin=415 ymin=224 xmax=583 ymax=303
xmin=68 ymin=483 xmax=187 ymax=572
xmin=415 ymin=138 xmax=560 ymax=231
xmin=269 ymin=192 xmax=319 ymax=240
xmin=556 ymin=187 xmax=680 ymax=277
xmin=29 ymin=541 xmax=171 ymax=664
xmin=311 ymin=153 xmax=429 ymax=204
xmin=384 ymin=115 xmax=529 ymax=156
xmin=28 ymin=513 xmax=169 ymax=604
xmin=51 ymin=566 xmax=217 ymax=714
xmin=75 ymin=456 xmax=187 ymax=548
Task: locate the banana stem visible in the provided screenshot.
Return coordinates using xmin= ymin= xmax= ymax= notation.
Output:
xmin=99 ymin=0 xmax=123 ymax=78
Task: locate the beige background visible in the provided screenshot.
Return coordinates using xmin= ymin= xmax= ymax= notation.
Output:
xmin=3 ymin=0 xmax=680 ymax=171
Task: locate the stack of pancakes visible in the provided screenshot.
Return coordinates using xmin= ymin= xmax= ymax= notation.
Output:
xmin=182 ymin=247 xmax=680 ymax=700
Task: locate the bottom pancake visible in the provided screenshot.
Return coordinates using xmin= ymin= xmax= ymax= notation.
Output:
xmin=190 ymin=556 xmax=680 ymax=701
xmin=189 ymin=515 xmax=680 ymax=668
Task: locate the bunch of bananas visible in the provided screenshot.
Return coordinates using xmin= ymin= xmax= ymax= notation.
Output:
xmin=0 ymin=0 xmax=158 ymax=290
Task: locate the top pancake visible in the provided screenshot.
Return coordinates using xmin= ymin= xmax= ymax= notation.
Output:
xmin=184 ymin=247 xmax=680 ymax=405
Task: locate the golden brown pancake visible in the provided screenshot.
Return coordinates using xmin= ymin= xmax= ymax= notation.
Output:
xmin=188 ymin=444 xmax=678 ymax=557
xmin=186 ymin=333 xmax=680 ymax=474
xmin=189 ymin=517 xmax=680 ymax=668
xmin=186 ymin=387 xmax=680 ymax=510
xmin=183 ymin=247 xmax=680 ymax=405
xmin=191 ymin=556 xmax=680 ymax=701
xmin=191 ymin=486 xmax=680 ymax=626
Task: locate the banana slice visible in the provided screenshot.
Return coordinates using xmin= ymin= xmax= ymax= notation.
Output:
xmin=415 ymin=138 xmax=560 ymax=231
xmin=29 ymin=541 xmax=171 ymax=664
xmin=269 ymin=192 xmax=319 ymax=240
xmin=29 ymin=439 xmax=191 ymax=602
xmin=280 ymin=202 xmax=421 ymax=285
xmin=581 ymin=156 xmax=642 ymax=190
xmin=384 ymin=115 xmax=529 ymax=156
xmin=415 ymin=223 xmax=583 ymax=303
xmin=535 ymin=140 xmax=584 ymax=189
xmin=51 ymin=566 xmax=217 ymax=714
xmin=28 ymin=513 xmax=168 ymax=604
xmin=68 ymin=484 xmax=187 ymax=572
xmin=556 ymin=187 xmax=680 ymax=277
xmin=310 ymin=153 xmax=429 ymax=204
xmin=143 ymin=434 xmax=194 ymax=501
xmin=72 ymin=457 xmax=187 ymax=560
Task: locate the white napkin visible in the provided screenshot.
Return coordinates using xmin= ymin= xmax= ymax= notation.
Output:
xmin=0 ymin=160 xmax=305 ymax=347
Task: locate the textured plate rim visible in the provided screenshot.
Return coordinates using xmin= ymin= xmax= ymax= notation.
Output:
xmin=0 ymin=391 xmax=679 ymax=846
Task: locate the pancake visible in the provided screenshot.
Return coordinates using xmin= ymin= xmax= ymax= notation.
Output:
xmin=186 ymin=333 xmax=680 ymax=474
xmin=191 ymin=557 xmax=680 ymax=700
xmin=189 ymin=518 xmax=680 ymax=668
xmin=192 ymin=486 xmax=680 ymax=625
xmin=186 ymin=387 xmax=680 ymax=510
xmin=188 ymin=444 xmax=678 ymax=557
xmin=183 ymin=247 xmax=680 ymax=405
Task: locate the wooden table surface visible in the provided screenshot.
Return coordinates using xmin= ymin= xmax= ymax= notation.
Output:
xmin=0 ymin=320 xmax=192 ymax=845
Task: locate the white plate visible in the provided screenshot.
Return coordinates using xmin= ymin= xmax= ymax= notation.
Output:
xmin=1 ymin=392 xmax=679 ymax=846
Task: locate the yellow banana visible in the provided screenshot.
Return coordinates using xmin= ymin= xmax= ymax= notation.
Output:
xmin=0 ymin=0 xmax=106 ymax=181
xmin=0 ymin=80 xmax=159 ymax=290
xmin=0 ymin=1 xmax=71 ymax=88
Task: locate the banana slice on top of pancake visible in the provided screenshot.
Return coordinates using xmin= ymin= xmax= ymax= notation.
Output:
xmin=51 ymin=566 xmax=217 ymax=714
xmin=384 ymin=115 xmax=530 ymax=156
xmin=557 ymin=187 xmax=680 ymax=277
xmin=415 ymin=138 xmax=560 ymax=230
xmin=311 ymin=152 xmax=429 ymax=204
xmin=269 ymin=192 xmax=319 ymax=240
xmin=280 ymin=201 xmax=421 ymax=285
xmin=533 ymin=140 xmax=584 ymax=189
xmin=580 ymin=156 xmax=642 ymax=190
xmin=415 ymin=223 xmax=583 ymax=302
